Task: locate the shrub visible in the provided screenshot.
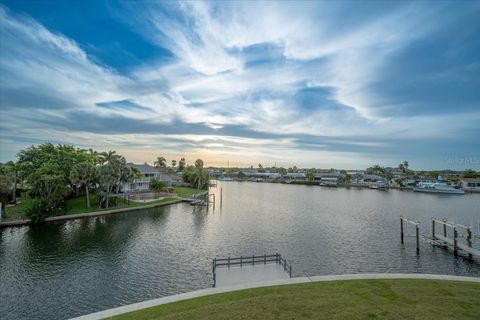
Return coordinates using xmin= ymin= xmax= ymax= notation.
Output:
xmin=24 ymin=197 xmax=66 ymax=223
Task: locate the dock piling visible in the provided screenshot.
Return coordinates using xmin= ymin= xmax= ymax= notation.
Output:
xmin=416 ymin=223 xmax=420 ymax=253
xmin=453 ymin=227 xmax=458 ymax=256
xmin=400 ymin=217 xmax=404 ymax=244
xmin=467 ymin=227 xmax=473 ymax=258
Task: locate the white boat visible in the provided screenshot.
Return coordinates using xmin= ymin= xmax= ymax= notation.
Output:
xmin=413 ymin=181 xmax=464 ymax=195
xmin=218 ymin=176 xmax=234 ymax=181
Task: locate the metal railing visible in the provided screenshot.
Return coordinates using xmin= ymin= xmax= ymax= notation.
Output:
xmin=212 ymin=253 xmax=292 ymax=287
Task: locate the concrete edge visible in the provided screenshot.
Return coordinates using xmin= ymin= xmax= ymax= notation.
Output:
xmin=0 ymin=199 xmax=183 ymax=228
xmin=70 ymin=273 xmax=480 ymax=320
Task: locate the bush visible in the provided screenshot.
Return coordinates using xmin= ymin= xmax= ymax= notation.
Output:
xmin=24 ymin=198 xmax=66 ymax=223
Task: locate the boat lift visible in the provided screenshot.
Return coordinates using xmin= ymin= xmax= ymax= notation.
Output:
xmin=400 ymin=216 xmax=480 ymax=259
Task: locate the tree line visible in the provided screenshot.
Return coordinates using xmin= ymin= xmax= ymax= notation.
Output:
xmin=0 ymin=143 xmax=209 ymax=222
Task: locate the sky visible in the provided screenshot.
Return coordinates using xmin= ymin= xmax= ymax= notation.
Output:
xmin=0 ymin=1 xmax=479 ymax=170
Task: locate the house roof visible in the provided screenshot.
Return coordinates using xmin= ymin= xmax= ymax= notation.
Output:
xmin=127 ymin=163 xmax=158 ymax=173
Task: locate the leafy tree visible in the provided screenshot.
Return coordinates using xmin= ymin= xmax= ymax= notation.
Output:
xmin=305 ymin=169 xmax=316 ymax=181
xmin=403 ymin=161 xmax=409 ymax=171
xmin=70 ymin=162 xmax=96 ymax=208
xmin=171 ymin=160 xmax=177 ymax=168
xmin=258 ymin=163 xmax=265 ymax=173
xmin=183 ymin=159 xmax=210 ymax=189
xmin=462 ymin=169 xmax=479 ymax=178
xmin=277 ymin=167 xmax=287 ymax=176
xmin=195 ymin=159 xmax=204 ymax=169
xmin=97 ymin=163 xmax=118 ymax=209
xmin=238 ymin=171 xmax=247 ymax=179
xmin=150 ymin=178 xmax=167 ymax=197
xmin=0 ymin=172 xmax=11 ymax=205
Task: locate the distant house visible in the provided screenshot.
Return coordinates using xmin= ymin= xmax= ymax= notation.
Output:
xmin=460 ymin=178 xmax=480 ymax=192
xmin=315 ymin=172 xmax=344 ymax=184
xmin=284 ymin=172 xmax=306 ymax=180
xmin=362 ymin=174 xmax=386 ymax=183
xmin=123 ymin=163 xmax=181 ymax=193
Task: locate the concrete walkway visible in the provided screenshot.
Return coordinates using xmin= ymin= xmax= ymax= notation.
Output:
xmin=216 ymin=263 xmax=291 ymax=287
xmin=70 ymin=273 xmax=480 ymax=320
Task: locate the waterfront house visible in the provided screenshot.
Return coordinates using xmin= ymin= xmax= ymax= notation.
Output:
xmin=123 ymin=163 xmax=180 ymax=193
xmin=314 ymin=172 xmax=345 ymax=184
xmin=460 ymin=178 xmax=480 ymax=192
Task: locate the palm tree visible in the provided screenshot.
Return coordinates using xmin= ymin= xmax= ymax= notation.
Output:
xmin=178 ymin=158 xmax=186 ymax=171
xmin=154 ymin=156 xmax=167 ymax=170
xmin=70 ymin=162 xmax=96 ymax=208
xmin=99 ymin=150 xmax=118 ymax=164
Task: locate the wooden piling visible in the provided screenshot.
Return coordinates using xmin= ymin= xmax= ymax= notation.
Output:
xmin=443 ymin=220 xmax=447 ymax=245
xmin=453 ymin=227 xmax=458 ymax=256
xmin=416 ymin=223 xmax=420 ymax=253
xmin=400 ymin=217 xmax=404 ymax=244
xmin=432 ymin=219 xmax=435 ymax=239
xmin=220 ymin=188 xmax=223 ymax=208
xmin=467 ymin=228 xmax=473 ymax=259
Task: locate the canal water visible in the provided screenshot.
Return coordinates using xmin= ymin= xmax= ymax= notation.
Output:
xmin=1 ymin=182 xmax=480 ymax=319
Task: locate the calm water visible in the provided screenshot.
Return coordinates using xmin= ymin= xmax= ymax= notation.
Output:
xmin=1 ymin=182 xmax=480 ymax=319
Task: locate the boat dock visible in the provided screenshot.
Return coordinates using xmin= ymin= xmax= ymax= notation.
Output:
xmin=400 ymin=216 xmax=480 ymax=259
xmin=212 ymin=253 xmax=293 ymax=287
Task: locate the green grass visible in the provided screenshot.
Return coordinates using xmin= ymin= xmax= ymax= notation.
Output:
xmin=3 ymin=195 xmax=180 ymax=220
xmin=108 ymin=279 xmax=480 ymax=320
xmin=173 ymin=187 xmax=203 ymax=198
xmin=4 ymin=198 xmax=32 ymax=220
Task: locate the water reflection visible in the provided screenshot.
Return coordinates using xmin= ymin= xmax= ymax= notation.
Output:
xmin=1 ymin=182 xmax=480 ymax=320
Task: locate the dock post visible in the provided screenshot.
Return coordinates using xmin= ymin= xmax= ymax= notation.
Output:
xmin=252 ymin=254 xmax=255 ymax=266
xmin=400 ymin=217 xmax=404 ymax=244
xmin=453 ymin=226 xmax=458 ymax=256
xmin=467 ymin=227 xmax=473 ymax=258
xmin=228 ymin=257 xmax=230 ymax=268
xmin=432 ymin=219 xmax=435 ymax=239
xmin=264 ymin=254 xmax=266 ymax=265
xmin=240 ymin=256 xmax=243 ymax=267
xmin=220 ymin=188 xmax=223 ymax=208
xmin=416 ymin=223 xmax=420 ymax=253
xmin=289 ymin=265 xmax=292 ymax=278
xmin=443 ymin=220 xmax=447 ymax=245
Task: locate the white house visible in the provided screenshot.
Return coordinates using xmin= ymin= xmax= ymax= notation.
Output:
xmin=460 ymin=178 xmax=480 ymax=192
xmin=123 ymin=163 xmax=180 ymax=193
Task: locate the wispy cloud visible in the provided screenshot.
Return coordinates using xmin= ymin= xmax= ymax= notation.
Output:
xmin=1 ymin=1 xmax=479 ymax=169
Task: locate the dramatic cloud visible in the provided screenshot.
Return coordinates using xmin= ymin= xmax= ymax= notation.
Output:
xmin=0 ymin=1 xmax=479 ymax=169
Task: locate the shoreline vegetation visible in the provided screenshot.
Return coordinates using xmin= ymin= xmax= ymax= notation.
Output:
xmin=1 ymin=186 xmax=201 ymax=227
xmin=105 ymin=279 xmax=480 ymax=320
xmin=0 ymin=143 xmax=209 ymax=224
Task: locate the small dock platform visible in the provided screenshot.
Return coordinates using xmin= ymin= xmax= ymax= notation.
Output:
xmin=212 ymin=254 xmax=292 ymax=287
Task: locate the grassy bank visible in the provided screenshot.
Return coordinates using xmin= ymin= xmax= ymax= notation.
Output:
xmin=108 ymin=279 xmax=480 ymax=320
xmin=173 ymin=187 xmax=203 ymax=198
xmin=3 ymin=188 xmax=195 ymax=220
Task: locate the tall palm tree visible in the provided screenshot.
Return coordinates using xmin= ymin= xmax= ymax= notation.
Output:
xmin=99 ymin=150 xmax=118 ymax=164
xmin=154 ymin=156 xmax=167 ymax=170
xmin=70 ymin=162 xmax=96 ymax=208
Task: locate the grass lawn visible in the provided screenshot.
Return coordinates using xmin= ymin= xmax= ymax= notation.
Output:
xmin=173 ymin=187 xmax=203 ymax=198
xmin=4 ymin=196 xmax=180 ymax=220
xmin=108 ymin=279 xmax=480 ymax=320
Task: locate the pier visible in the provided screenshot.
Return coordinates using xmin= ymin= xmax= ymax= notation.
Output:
xmin=400 ymin=216 xmax=480 ymax=259
xmin=212 ymin=253 xmax=293 ymax=287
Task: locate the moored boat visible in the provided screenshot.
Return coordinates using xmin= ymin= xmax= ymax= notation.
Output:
xmin=413 ymin=180 xmax=464 ymax=195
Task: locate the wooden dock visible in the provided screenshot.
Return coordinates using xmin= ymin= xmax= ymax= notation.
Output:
xmin=400 ymin=216 xmax=480 ymax=259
